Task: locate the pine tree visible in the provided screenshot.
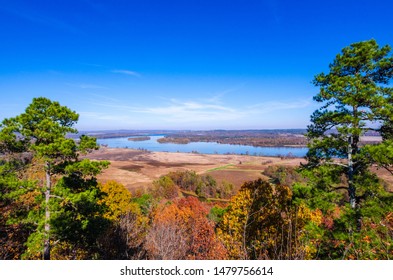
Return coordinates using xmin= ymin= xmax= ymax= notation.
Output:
xmin=305 ymin=39 xmax=393 ymax=228
xmin=0 ymin=97 xmax=108 ymax=259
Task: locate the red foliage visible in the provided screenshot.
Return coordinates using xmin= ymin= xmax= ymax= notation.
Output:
xmin=145 ymin=197 xmax=227 ymax=260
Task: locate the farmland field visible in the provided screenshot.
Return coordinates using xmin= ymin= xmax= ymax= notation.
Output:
xmin=85 ymin=147 xmax=305 ymax=191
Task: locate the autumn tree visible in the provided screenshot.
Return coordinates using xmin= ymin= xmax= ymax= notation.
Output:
xmin=151 ymin=175 xmax=179 ymax=199
xmin=145 ymin=197 xmax=227 ymax=260
xmin=304 ymin=39 xmax=393 ymax=226
xmin=217 ymin=179 xmax=317 ymax=260
xmin=99 ymin=180 xmax=134 ymax=221
xmin=177 ymin=197 xmax=227 ymax=260
xmin=167 ymin=170 xmax=233 ymax=198
xmin=97 ymin=181 xmax=149 ymax=259
xmin=0 ymin=97 xmax=108 ymax=259
xmin=145 ymin=201 xmax=189 ymax=259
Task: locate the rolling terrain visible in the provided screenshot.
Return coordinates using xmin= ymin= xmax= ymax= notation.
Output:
xmin=85 ymin=147 xmax=305 ymax=192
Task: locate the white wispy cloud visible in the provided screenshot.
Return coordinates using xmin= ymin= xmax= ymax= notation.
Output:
xmin=91 ymin=98 xmax=241 ymax=124
xmin=65 ymin=83 xmax=108 ymax=89
xmin=84 ymin=95 xmax=313 ymax=128
xmin=202 ymin=85 xmax=245 ymax=104
xmin=248 ymin=99 xmax=312 ymax=113
xmin=111 ymin=69 xmax=141 ymax=77
xmin=133 ymin=98 xmax=239 ymax=122
xmin=79 ymin=111 xmax=138 ymax=123
xmin=88 ymin=94 xmax=121 ymax=103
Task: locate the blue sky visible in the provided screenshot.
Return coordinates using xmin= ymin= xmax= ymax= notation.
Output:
xmin=0 ymin=0 xmax=392 ymax=130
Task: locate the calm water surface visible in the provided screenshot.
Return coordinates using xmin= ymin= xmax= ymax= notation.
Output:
xmin=97 ymin=135 xmax=308 ymax=157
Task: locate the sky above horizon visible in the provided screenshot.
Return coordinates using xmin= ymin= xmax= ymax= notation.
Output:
xmin=1 ymin=0 xmax=392 ymax=130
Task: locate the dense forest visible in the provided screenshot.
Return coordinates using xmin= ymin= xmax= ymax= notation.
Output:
xmin=1 ymin=39 xmax=393 ymax=260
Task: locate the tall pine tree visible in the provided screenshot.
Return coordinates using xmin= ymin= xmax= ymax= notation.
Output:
xmin=0 ymin=97 xmax=109 ymax=259
xmin=304 ymin=39 xmax=393 ymax=228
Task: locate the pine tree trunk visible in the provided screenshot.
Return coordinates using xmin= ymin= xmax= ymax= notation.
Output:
xmin=348 ymin=136 xmax=356 ymax=209
xmin=43 ymin=162 xmax=51 ymax=260
xmin=348 ymin=135 xmax=362 ymax=230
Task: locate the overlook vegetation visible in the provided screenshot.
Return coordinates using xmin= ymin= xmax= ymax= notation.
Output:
xmin=1 ymin=39 xmax=393 ymax=260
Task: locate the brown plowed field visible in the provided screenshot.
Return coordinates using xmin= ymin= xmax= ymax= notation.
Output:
xmin=85 ymin=147 xmax=306 ymax=192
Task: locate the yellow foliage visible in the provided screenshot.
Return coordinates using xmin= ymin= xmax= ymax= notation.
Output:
xmin=310 ymin=209 xmax=323 ymax=225
xmin=217 ymin=179 xmax=318 ymax=260
xmin=51 ymin=241 xmax=90 ymax=260
xmin=99 ymin=180 xmax=133 ymax=221
xmin=217 ymin=188 xmax=252 ymax=259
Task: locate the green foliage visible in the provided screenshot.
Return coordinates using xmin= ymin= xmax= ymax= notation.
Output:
xmin=132 ymin=193 xmax=155 ymax=215
xmin=362 ymin=140 xmax=393 ymax=177
xmin=78 ymin=135 xmax=100 ymax=154
xmin=195 ymin=174 xmax=216 ymax=198
xmin=263 ymin=165 xmax=308 ymax=186
xmin=63 ymin=159 xmax=109 ymax=177
xmin=215 ymin=180 xmax=234 ymax=199
xmin=168 ymin=170 xmax=201 ymax=193
xmin=208 ymin=205 xmax=227 ymax=224
xmin=167 ymin=170 xmax=233 ymax=199
xmin=16 ymin=97 xmax=78 ymax=140
xmin=292 ymin=169 xmax=393 ymax=259
xmin=152 ymin=175 xmax=179 ymax=199
xmin=0 ymin=118 xmax=29 ymax=155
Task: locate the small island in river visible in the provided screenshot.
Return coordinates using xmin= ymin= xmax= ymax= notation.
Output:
xmin=128 ymin=136 xmax=151 ymax=142
xmin=157 ymin=137 xmax=191 ymax=144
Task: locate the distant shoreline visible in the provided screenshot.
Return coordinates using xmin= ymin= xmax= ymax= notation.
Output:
xmin=74 ymin=130 xmax=382 ymax=150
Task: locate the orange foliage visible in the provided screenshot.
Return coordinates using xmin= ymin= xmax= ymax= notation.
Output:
xmin=145 ymin=197 xmax=227 ymax=260
xmin=0 ymin=223 xmax=30 ymax=260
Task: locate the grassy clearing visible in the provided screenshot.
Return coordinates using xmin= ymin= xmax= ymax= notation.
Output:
xmin=206 ymin=164 xmax=235 ymax=172
xmin=180 ymin=190 xmax=199 ymax=197
xmin=180 ymin=190 xmax=230 ymax=203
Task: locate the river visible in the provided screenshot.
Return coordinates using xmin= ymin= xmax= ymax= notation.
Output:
xmin=97 ymin=135 xmax=308 ymax=157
